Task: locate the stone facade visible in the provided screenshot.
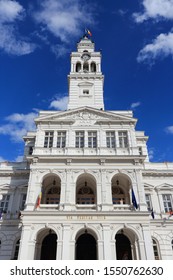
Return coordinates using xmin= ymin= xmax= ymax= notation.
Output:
xmin=0 ymin=36 xmax=173 ymax=260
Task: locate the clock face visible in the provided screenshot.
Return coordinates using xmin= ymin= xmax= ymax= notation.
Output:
xmin=82 ymin=53 xmax=90 ymax=61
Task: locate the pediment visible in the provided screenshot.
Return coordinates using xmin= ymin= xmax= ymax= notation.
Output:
xmin=155 ymin=183 xmax=173 ymax=190
xmin=35 ymin=107 xmax=137 ymax=124
xmin=78 ymin=82 xmax=93 ymax=87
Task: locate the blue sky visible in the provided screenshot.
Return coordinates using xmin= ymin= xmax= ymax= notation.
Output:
xmin=0 ymin=0 xmax=173 ymax=162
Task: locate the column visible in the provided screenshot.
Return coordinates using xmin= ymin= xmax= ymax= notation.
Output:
xmin=97 ymin=240 xmax=104 ymax=260
xmin=111 ymin=240 xmax=116 ymax=259
xmin=141 ymin=224 xmax=154 ymax=259
xmin=102 ymin=225 xmax=112 ymax=259
xmin=134 ymin=169 xmax=147 ymax=211
xmin=18 ymin=226 xmax=32 ymax=260
xmin=62 ymin=224 xmax=71 ymax=259
xmin=56 ymin=240 xmax=63 ymax=260
xmin=64 ymin=170 xmax=72 ymax=211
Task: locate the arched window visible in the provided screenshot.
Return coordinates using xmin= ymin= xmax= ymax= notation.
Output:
xmin=76 ymin=62 xmax=81 ymax=72
xmin=112 ymin=186 xmax=125 ymax=204
xmin=152 ymin=239 xmax=160 ymax=260
xmin=13 ymin=239 xmax=20 ymax=260
xmin=91 ymin=62 xmax=96 ymax=72
xmin=83 ymin=62 xmax=89 ymax=72
xmin=77 ymin=185 xmax=95 ymax=204
xmin=41 ymin=176 xmax=61 ymax=205
xmin=46 ymin=186 xmax=60 ymax=204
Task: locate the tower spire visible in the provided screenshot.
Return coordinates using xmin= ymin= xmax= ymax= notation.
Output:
xmin=67 ymin=36 xmax=104 ymax=110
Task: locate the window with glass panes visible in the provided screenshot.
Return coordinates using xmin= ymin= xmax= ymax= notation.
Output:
xmin=57 ymin=131 xmax=66 ymax=148
xmin=162 ymin=194 xmax=172 ymax=212
xmin=145 ymin=194 xmax=152 ymax=211
xmin=76 ymin=186 xmax=95 ymax=204
xmin=0 ymin=194 xmax=10 ymax=213
xmin=152 ymin=239 xmax=160 ymax=260
xmin=13 ymin=240 xmax=20 ymax=260
xmin=88 ymin=131 xmax=97 ymax=148
xmin=76 ymin=131 xmax=84 ymax=148
xmin=44 ymin=131 xmax=54 ymax=148
xmin=106 ymin=131 xmax=115 ymax=148
xmin=118 ymin=131 xmax=128 ymax=148
xmin=20 ymin=194 xmax=27 ymax=210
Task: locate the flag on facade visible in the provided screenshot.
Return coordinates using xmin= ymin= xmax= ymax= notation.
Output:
xmin=36 ymin=189 xmax=42 ymax=209
xmin=85 ymin=28 xmax=92 ymax=37
xmin=131 ymin=188 xmax=138 ymax=209
xmin=151 ymin=208 xmax=155 ymax=219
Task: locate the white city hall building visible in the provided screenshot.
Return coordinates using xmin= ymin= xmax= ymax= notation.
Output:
xmin=0 ymin=36 xmax=173 ymax=260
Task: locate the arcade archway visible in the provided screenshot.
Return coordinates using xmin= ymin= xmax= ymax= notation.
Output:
xmin=76 ymin=231 xmax=97 ymax=260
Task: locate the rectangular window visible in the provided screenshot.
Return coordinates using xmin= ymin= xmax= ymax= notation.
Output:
xmin=88 ymin=131 xmax=97 ymax=148
xmin=83 ymin=89 xmax=89 ymax=95
xmin=162 ymin=194 xmax=172 ymax=212
xmin=118 ymin=131 xmax=128 ymax=148
xmin=145 ymin=194 xmax=152 ymax=211
xmin=106 ymin=131 xmax=116 ymax=148
xmin=44 ymin=131 xmax=54 ymax=148
xmin=76 ymin=131 xmax=84 ymax=148
xmin=57 ymin=131 xmax=66 ymax=148
xmin=0 ymin=194 xmax=10 ymax=213
xmin=19 ymin=194 xmax=27 ymax=210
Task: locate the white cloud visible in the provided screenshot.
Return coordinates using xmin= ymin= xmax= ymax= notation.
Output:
xmin=0 ymin=0 xmax=36 ymax=55
xmin=0 ymin=0 xmax=24 ymax=23
xmin=137 ymin=32 xmax=173 ymax=62
xmin=51 ymin=44 xmax=70 ymax=58
xmin=34 ymin=0 xmax=94 ymax=42
xmin=165 ymin=125 xmax=173 ymax=134
xmin=49 ymin=95 xmax=68 ymax=110
xmin=0 ymin=112 xmax=37 ymax=142
xmin=0 ymin=24 xmax=36 ymax=55
xmin=148 ymin=148 xmax=155 ymax=160
xmin=130 ymin=101 xmax=141 ymax=109
xmin=133 ymin=0 xmax=173 ymax=23
xmin=0 ymin=156 xmax=6 ymax=162
xmin=15 ymin=155 xmax=23 ymax=162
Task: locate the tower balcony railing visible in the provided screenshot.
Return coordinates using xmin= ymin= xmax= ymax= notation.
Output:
xmin=33 ymin=147 xmax=144 ymax=157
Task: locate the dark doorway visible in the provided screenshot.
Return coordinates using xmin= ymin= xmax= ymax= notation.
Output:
xmin=40 ymin=233 xmax=57 ymax=260
xmin=76 ymin=233 xmax=97 ymax=260
xmin=115 ymin=233 xmax=132 ymax=260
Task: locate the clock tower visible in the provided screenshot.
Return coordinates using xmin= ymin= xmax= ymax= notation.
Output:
xmin=67 ymin=35 xmax=104 ymax=110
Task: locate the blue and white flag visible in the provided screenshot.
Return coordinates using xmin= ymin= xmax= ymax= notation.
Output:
xmin=131 ymin=188 xmax=138 ymax=209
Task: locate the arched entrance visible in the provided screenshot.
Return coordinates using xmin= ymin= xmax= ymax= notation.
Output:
xmin=40 ymin=232 xmax=57 ymax=260
xmin=115 ymin=233 xmax=132 ymax=260
xmin=76 ymin=232 xmax=97 ymax=260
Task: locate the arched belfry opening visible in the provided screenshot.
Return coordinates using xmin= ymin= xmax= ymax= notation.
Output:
xmin=35 ymin=229 xmax=57 ymax=260
xmin=91 ymin=62 xmax=96 ymax=72
xmin=111 ymin=175 xmax=131 ymax=205
xmin=76 ymin=174 xmax=96 ymax=205
xmin=75 ymin=229 xmax=97 ymax=260
xmin=115 ymin=228 xmax=138 ymax=260
xmin=41 ymin=175 xmax=61 ymax=205
xmin=76 ymin=62 xmax=81 ymax=72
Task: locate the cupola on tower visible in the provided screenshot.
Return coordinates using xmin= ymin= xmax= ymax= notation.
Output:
xmin=67 ymin=35 xmax=104 ymax=110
